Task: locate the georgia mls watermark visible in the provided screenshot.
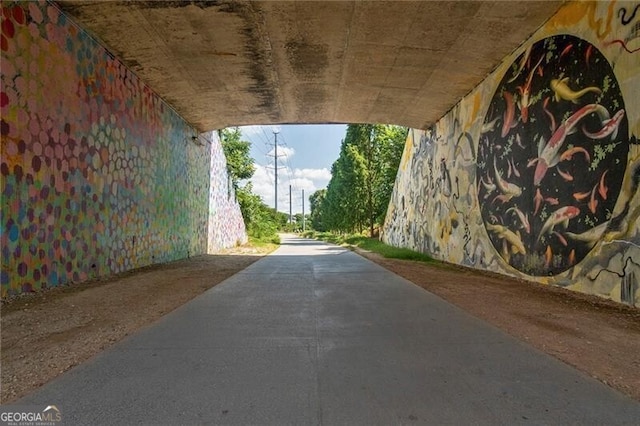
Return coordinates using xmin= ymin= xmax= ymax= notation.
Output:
xmin=0 ymin=405 xmax=62 ymax=426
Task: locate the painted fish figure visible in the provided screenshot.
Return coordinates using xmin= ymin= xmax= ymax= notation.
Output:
xmin=486 ymin=223 xmax=526 ymax=255
xmin=493 ymin=158 xmax=522 ymax=202
xmin=559 ymin=146 xmax=590 ymax=163
xmin=544 ymin=245 xmax=553 ymax=268
xmin=588 ymin=185 xmax=598 ymax=214
xmin=545 ymin=197 xmax=560 ymax=205
xmin=551 ymin=77 xmax=602 ymax=103
xmin=537 ymin=206 xmax=580 ymax=243
xmin=556 ymin=167 xmax=573 ymax=182
xmin=565 ymin=221 xmax=610 ymax=249
xmin=573 ymin=191 xmax=591 ymax=201
xmin=559 ymin=43 xmax=573 ymax=60
xmin=481 ymin=116 xmax=500 ymax=134
xmin=508 ymin=44 xmax=532 ymax=83
xmin=585 ymin=45 xmax=593 ymax=67
xmin=509 ymin=157 xmax=521 ymax=178
xmin=532 ymin=104 xmax=609 ymax=186
xmin=534 ymin=188 xmax=543 ymax=215
xmin=501 ymin=91 xmax=517 ymax=138
xmin=583 ymin=109 xmax=625 ymax=140
xmin=517 ymin=55 xmax=544 ymax=123
xmin=553 ymin=231 xmax=568 ymax=247
xmin=480 ymin=176 xmax=496 ymax=193
xmin=598 ymin=170 xmax=608 ymax=200
xmin=506 ymin=206 xmax=530 ymax=234
xmin=542 ymin=97 xmax=557 ymax=132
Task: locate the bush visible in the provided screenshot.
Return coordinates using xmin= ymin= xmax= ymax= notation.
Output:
xmin=311 ymin=233 xmax=434 ymax=263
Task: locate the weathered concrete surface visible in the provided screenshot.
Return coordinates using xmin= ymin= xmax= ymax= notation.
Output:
xmin=55 ymin=1 xmax=564 ymax=131
xmin=17 ymin=236 xmax=640 ymax=424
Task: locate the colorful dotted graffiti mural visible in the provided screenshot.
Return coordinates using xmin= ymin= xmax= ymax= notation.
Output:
xmin=1 ymin=2 xmax=246 ymax=297
xmin=207 ymin=130 xmax=248 ymax=251
xmin=383 ymin=2 xmax=640 ymax=306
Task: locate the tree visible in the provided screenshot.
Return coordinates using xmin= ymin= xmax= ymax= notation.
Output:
xmin=373 ymin=125 xmax=407 ymax=225
xmin=321 ymin=135 xmax=367 ymax=233
xmin=309 ymin=189 xmax=327 ymax=231
xmin=293 ymin=213 xmax=307 ymax=231
xmin=219 ymin=128 xmax=280 ymax=243
xmin=321 ymin=124 xmax=407 ymax=235
xmin=219 ymin=127 xmax=255 ymax=187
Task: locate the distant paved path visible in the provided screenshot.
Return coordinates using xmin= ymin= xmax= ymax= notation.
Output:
xmin=19 ymin=235 xmax=640 ymax=424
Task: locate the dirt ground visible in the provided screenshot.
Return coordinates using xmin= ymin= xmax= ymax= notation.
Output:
xmin=0 ymin=246 xmax=270 ymax=404
xmin=355 ymin=250 xmax=640 ymax=402
xmin=1 ymin=243 xmax=639 ymax=404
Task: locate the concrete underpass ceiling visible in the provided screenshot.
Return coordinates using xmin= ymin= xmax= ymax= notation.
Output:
xmin=56 ymin=0 xmax=565 ymax=132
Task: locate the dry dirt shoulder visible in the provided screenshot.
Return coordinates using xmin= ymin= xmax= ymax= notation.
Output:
xmin=2 ymin=244 xmax=639 ymax=404
xmin=353 ymin=248 xmax=640 ymax=402
xmin=1 ymin=247 xmax=269 ymax=404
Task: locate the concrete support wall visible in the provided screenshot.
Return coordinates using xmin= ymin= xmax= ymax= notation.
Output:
xmin=383 ymin=1 xmax=640 ymax=306
xmin=207 ymin=130 xmax=248 ymax=252
xmin=1 ymin=2 xmax=246 ymax=297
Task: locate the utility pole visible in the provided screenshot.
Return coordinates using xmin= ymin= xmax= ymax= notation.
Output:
xmin=289 ymin=184 xmax=292 ymax=225
xmin=266 ymin=132 xmax=286 ymax=216
xmin=302 ymin=189 xmax=305 ymax=232
xmin=274 ymin=130 xmax=279 ymax=213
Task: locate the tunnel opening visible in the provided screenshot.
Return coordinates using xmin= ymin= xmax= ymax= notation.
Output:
xmin=1 ymin=1 xmax=638 ymax=307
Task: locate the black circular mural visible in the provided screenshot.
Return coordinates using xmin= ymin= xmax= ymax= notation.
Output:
xmin=477 ymin=35 xmax=629 ymax=276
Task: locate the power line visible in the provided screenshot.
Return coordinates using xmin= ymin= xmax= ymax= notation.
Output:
xmin=266 ymin=131 xmax=288 ymax=212
xmin=240 ymin=125 xmax=308 ymax=215
xmin=274 ymin=130 xmax=278 ymax=212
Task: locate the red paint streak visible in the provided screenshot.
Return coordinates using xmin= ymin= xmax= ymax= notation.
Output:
xmin=607 ymin=39 xmax=640 ymax=54
xmin=557 ymin=167 xmax=573 ymax=182
xmin=588 ymin=186 xmax=598 ymax=214
xmin=598 ymin=170 xmax=608 ymax=200
xmin=559 ymin=43 xmax=573 ymax=60
xmin=554 ymin=231 xmax=568 ymax=247
xmin=501 ymin=91 xmax=515 ymax=138
xmin=542 ymin=97 xmax=556 ymax=132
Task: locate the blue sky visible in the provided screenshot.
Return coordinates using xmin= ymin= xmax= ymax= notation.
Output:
xmin=238 ymin=124 xmax=347 ymax=214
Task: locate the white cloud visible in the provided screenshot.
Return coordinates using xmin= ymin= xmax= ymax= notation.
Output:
xmin=248 ymin=164 xmax=275 ymax=206
xmin=238 ymin=125 xmax=265 ymax=138
xmin=248 ymin=164 xmax=331 ymax=215
xmin=239 ymin=125 xmax=282 ymax=139
xmin=266 ymin=146 xmax=295 ymax=159
xmin=293 ymin=168 xmax=331 ymax=181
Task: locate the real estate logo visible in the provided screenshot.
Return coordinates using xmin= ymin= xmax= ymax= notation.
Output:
xmin=0 ymin=405 xmax=62 ymax=425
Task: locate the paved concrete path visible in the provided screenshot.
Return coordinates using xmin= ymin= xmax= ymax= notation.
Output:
xmin=20 ymin=235 xmax=640 ymax=424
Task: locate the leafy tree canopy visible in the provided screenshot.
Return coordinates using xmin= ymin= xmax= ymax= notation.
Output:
xmin=220 ymin=127 xmax=255 ymax=187
xmin=309 ymin=124 xmax=407 ymax=235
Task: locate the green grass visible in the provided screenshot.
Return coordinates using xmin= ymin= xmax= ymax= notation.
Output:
xmin=310 ymin=232 xmax=343 ymax=245
xmin=240 ymin=236 xmax=279 ymax=254
xmin=249 ymin=234 xmax=280 ymax=246
xmin=304 ymin=231 xmax=434 ymax=263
